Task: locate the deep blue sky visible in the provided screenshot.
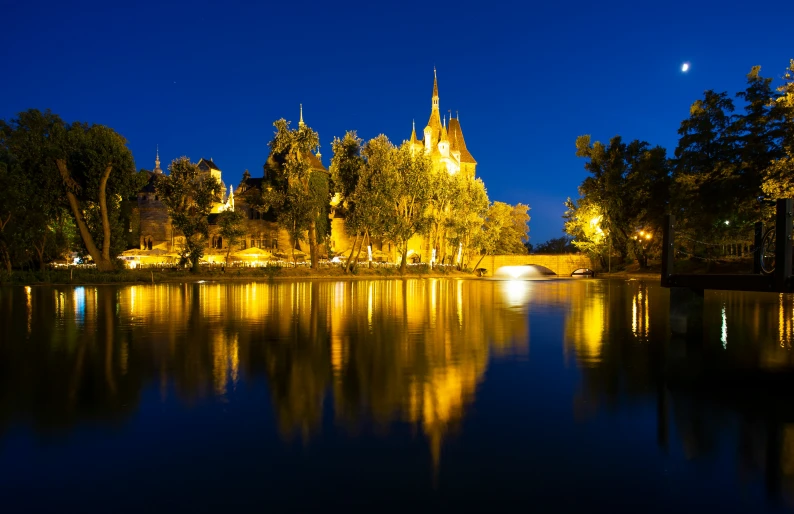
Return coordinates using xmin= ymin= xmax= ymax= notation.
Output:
xmin=2 ymin=0 xmax=793 ymax=243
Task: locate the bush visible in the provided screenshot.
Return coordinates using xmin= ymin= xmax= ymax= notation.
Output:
xmin=263 ymin=263 xmax=282 ymax=278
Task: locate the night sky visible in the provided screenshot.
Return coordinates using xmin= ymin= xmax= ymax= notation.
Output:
xmin=3 ymin=0 xmax=793 ymax=243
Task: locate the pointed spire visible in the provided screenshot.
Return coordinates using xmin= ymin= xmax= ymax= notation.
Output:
xmin=431 ymin=67 xmax=439 ymax=112
xmin=410 ymin=119 xmax=418 ymax=143
xmin=299 ymin=104 xmax=305 ymax=127
xmin=440 ymin=116 xmax=448 ymax=142
xmin=154 ymin=145 xmax=162 ymax=174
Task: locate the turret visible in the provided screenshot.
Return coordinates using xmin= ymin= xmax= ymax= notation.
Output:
xmin=409 ymin=120 xmax=420 ymax=155
xmin=438 ymin=116 xmax=449 ymax=157
xmin=432 ymin=67 xmax=439 ymax=112
xmin=153 ymin=146 xmax=163 ymax=174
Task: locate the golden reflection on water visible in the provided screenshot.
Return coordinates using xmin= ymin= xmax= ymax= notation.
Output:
xmin=632 ymin=282 xmax=650 ymax=340
xmin=78 ymin=280 xmax=529 ymax=454
xmin=564 ymin=281 xmax=606 ymax=366
xmin=8 ymin=280 xmax=794 ymax=472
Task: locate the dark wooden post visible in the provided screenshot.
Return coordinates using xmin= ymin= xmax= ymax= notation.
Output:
xmin=661 ymin=214 xmax=675 ymax=287
xmin=774 ymin=199 xmax=793 ymax=290
xmin=754 ymin=222 xmax=763 ymax=274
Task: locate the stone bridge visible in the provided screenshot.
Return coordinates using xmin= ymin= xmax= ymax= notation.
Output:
xmin=477 ymin=254 xmax=594 ymax=277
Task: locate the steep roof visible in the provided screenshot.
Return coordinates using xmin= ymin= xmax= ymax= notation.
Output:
xmin=139 ymin=170 xmax=158 ymax=193
xmin=197 ymin=158 xmax=220 ymax=171
xmin=262 ymin=151 xmax=327 ymax=180
xmin=447 ymin=118 xmax=476 ymax=164
xmin=424 ymin=108 xmax=442 ymax=147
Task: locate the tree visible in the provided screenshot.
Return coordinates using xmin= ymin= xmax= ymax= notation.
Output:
xmin=366 ymin=137 xmax=432 ymax=273
xmin=485 ymin=201 xmax=530 ymax=255
xmin=55 ymin=122 xmax=141 ymax=271
xmin=266 ymin=119 xmax=326 ymax=269
xmin=564 ymin=198 xmax=607 ymax=266
xmin=533 ymin=236 xmax=576 ymax=254
xmin=425 ymin=165 xmax=457 ymax=264
xmin=763 ymin=60 xmax=794 ymax=199
xmin=0 ymin=110 xmax=141 ymax=271
xmin=156 ymin=157 xmax=221 ymax=271
xmin=329 ymin=131 xmax=367 ymax=271
xmin=672 ymin=90 xmax=739 ymax=242
xmin=446 ymin=174 xmax=489 ymax=268
xmin=571 ymin=135 xmax=669 ymax=267
xmin=734 ymin=66 xmax=784 ymax=199
xmin=217 ymin=208 xmax=246 ymax=266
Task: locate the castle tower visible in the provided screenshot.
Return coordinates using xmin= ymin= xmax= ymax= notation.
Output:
xmin=154 ymin=146 xmax=163 ymax=174
xmin=438 ymin=116 xmax=449 ymax=158
xmin=432 ymin=67 xmax=439 ymax=111
xmin=424 ymin=69 xmax=443 ymax=154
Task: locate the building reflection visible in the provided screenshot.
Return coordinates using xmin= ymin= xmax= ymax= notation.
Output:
xmin=0 ymin=279 xmax=529 ymax=467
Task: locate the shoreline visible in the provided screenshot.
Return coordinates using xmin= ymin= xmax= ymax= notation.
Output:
xmin=0 ymin=266 xmax=485 ymax=286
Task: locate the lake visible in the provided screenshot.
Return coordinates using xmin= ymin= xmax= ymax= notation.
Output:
xmin=1 ymin=278 xmax=793 ymax=512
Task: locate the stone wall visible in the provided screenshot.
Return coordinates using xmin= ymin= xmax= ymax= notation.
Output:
xmin=137 ymin=196 xmax=174 ymax=250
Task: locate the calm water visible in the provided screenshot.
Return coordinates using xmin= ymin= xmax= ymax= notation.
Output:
xmin=1 ymin=278 xmax=794 ymax=512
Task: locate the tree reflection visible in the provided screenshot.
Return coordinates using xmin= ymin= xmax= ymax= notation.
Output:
xmin=566 ymin=280 xmax=794 ymax=506
xmin=0 ymin=279 xmax=529 ymax=468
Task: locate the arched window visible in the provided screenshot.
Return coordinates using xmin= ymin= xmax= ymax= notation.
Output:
xmin=217 ymin=236 xmax=223 ymax=249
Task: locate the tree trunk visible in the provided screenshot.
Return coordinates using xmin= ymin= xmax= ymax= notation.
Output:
xmin=308 ymin=219 xmax=318 ymax=270
xmin=0 ymin=245 xmax=10 ymax=273
xmin=353 ymin=231 xmax=366 ymax=270
xmin=56 ymin=160 xmax=115 ymax=271
xmin=98 ymin=165 xmax=113 ymax=263
xmin=472 ymin=254 xmax=486 ymax=273
xmin=34 ymin=236 xmax=46 ymax=271
xmin=400 ymin=242 xmax=407 ymax=274
xmin=345 ymin=233 xmax=360 ymax=273
xmin=0 ymin=214 xmax=11 ymax=272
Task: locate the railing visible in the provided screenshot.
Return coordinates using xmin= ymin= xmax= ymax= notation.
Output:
xmin=661 ymin=199 xmax=793 ymax=293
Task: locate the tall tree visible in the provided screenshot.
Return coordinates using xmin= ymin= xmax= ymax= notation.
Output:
xmin=564 ymin=198 xmax=608 ymax=267
xmin=569 ymin=135 xmax=669 ymax=267
xmin=447 ymin=174 xmax=489 ymax=268
xmin=762 ymin=60 xmax=794 ymax=199
xmin=425 ymin=165 xmax=457 ymax=264
xmin=672 ymin=90 xmax=738 ymax=240
xmin=366 ymin=137 xmax=432 ymax=273
xmin=156 ymin=157 xmax=221 ymax=271
xmin=217 ymin=208 xmax=246 ymax=266
xmin=329 ymin=131 xmax=367 ymax=271
xmin=267 ymin=119 xmax=325 ymax=269
xmin=0 ymin=110 xmax=140 ymax=271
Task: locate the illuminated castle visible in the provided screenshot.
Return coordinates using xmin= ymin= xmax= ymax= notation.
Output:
xmin=408 ymin=68 xmax=476 ymax=178
xmin=330 ymin=70 xmax=478 ymax=261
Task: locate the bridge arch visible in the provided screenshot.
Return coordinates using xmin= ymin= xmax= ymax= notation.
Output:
xmin=480 ymin=254 xmax=594 ymax=277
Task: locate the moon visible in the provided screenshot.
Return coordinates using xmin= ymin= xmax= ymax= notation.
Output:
xmin=681 ymin=62 xmax=690 ymax=72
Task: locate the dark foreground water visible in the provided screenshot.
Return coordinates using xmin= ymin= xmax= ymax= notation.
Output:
xmin=1 ymin=278 xmax=794 ymax=512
